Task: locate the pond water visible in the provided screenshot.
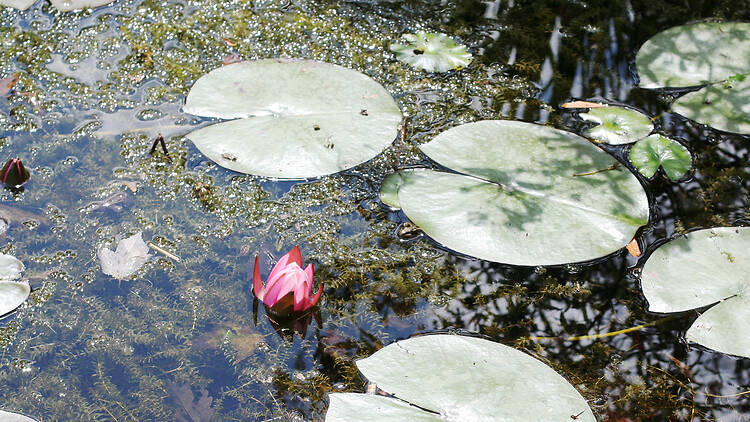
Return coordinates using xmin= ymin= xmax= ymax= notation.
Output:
xmin=0 ymin=0 xmax=748 ymax=420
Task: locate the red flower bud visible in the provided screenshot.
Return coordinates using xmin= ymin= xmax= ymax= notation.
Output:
xmin=0 ymin=158 xmax=30 ymax=187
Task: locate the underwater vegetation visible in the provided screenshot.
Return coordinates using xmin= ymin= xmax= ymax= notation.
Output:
xmin=0 ymin=0 xmax=748 ymax=421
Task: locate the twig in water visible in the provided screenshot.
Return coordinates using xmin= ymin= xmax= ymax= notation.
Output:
xmin=572 ymin=163 xmax=620 ymax=177
xmin=147 ymin=242 xmax=181 ymax=262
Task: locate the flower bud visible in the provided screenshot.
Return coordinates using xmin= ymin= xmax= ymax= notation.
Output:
xmin=0 ymin=158 xmax=30 ymax=187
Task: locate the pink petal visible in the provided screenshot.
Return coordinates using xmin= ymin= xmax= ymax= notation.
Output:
xmin=252 ymin=256 xmax=265 ymax=300
xmin=267 ymin=253 xmax=291 ymax=282
xmin=303 ymin=264 xmax=314 ymax=295
xmin=292 ymin=277 xmax=310 ymax=312
xmin=263 ymin=266 xmax=304 ymax=306
xmin=303 ymin=283 xmax=323 ymax=310
xmin=288 ymin=246 xmax=303 ymax=267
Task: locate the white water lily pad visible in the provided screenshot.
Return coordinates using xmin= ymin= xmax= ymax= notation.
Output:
xmin=580 ymin=106 xmax=653 ymax=145
xmin=184 ymin=60 xmax=402 ymax=179
xmin=0 ymin=0 xmax=116 ymax=11
xmin=635 ymin=22 xmax=750 ymax=88
xmin=629 ymin=134 xmax=691 ymax=180
xmin=641 ymin=227 xmax=750 ymax=358
xmin=98 ymin=232 xmax=151 ymax=280
xmin=390 ymin=32 xmax=472 ymax=73
xmin=382 ymin=120 xmax=649 ymax=266
xmin=0 ymin=253 xmax=28 ymax=317
xmin=326 ymin=334 xmax=595 ymax=422
xmin=0 ymin=254 xmax=24 ymax=281
xmin=670 ymin=76 xmax=750 ymax=135
xmin=0 ymin=410 xmax=38 ymax=422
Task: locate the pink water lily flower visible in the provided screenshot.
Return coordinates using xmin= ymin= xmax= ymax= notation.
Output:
xmin=253 ymin=246 xmax=322 ymax=315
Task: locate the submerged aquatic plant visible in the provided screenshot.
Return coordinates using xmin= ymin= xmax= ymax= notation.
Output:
xmin=253 ymin=246 xmax=322 ymax=315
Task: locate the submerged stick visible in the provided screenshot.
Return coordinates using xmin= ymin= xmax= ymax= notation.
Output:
xmin=531 ymin=315 xmax=676 ymax=341
xmin=147 ymin=242 xmax=181 ymax=262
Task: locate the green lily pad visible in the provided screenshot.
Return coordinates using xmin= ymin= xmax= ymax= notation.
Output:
xmin=390 ymin=32 xmax=472 ymax=73
xmin=580 ymin=106 xmax=653 ymax=145
xmin=670 ymin=76 xmax=750 ymax=135
xmin=635 ymin=22 xmax=750 ymax=88
xmin=381 ymin=120 xmax=649 ymax=266
xmin=184 ymin=60 xmax=402 ymax=180
xmin=325 ymin=334 xmax=595 ymax=422
xmin=629 ymin=134 xmax=691 ymax=180
xmin=640 ymin=227 xmax=750 ymax=358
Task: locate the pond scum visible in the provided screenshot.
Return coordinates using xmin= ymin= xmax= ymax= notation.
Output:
xmin=0 ymin=0 xmax=748 ymax=420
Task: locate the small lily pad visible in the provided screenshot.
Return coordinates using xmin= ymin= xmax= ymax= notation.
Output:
xmin=325 ymin=334 xmax=595 ymax=421
xmin=184 ymin=60 xmax=402 ymax=179
xmin=635 ymin=22 xmax=750 ymax=88
xmin=629 ymin=134 xmax=691 ymax=180
xmin=580 ymin=106 xmax=653 ymax=145
xmin=390 ymin=32 xmax=472 ymax=73
xmin=640 ymin=227 xmax=750 ymax=358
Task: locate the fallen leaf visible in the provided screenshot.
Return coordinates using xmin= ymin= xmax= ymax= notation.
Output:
xmin=170 ymin=383 xmax=215 ymax=422
xmin=98 ymin=231 xmax=151 ymax=280
xmin=0 ymin=73 xmax=20 ymax=97
xmin=561 ymin=100 xmax=607 ymax=109
xmin=220 ymin=37 xmax=236 ymax=46
xmin=190 ymin=322 xmax=263 ymax=364
xmin=222 ymin=53 xmax=243 ymax=66
xmin=626 ymin=238 xmax=641 ymax=257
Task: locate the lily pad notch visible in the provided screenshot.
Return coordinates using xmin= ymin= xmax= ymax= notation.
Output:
xmin=640 ymin=227 xmax=750 ymax=359
xmin=635 ymin=21 xmax=750 ymax=135
xmin=325 ymin=334 xmax=596 ymax=422
xmin=183 ymin=59 xmax=403 ymax=180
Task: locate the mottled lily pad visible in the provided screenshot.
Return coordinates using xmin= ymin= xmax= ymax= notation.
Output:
xmin=671 ymin=76 xmax=750 ymax=135
xmin=641 ymin=227 xmax=750 ymax=358
xmin=381 ymin=120 xmax=649 ymax=266
xmin=390 ymin=32 xmax=472 ymax=73
xmin=635 ymin=22 xmax=750 ymax=88
xmin=629 ymin=134 xmax=691 ymax=180
xmin=580 ymin=106 xmax=653 ymax=145
xmin=326 ymin=334 xmax=595 ymax=422
xmin=184 ymin=60 xmax=402 ymax=179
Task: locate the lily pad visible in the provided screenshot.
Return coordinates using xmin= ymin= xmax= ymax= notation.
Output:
xmin=325 ymin=334 xmax=595 ymax=422
xmin=0 ymin=254 xmax=27 ymax=317
xmin=580 ymin=106 xmax=653 ymax=145
xmin=0 ymin=410 xmax=38 ymax=422
xmin=629 ymin=134 xmax=691 ymax=180
xmin=183 ymin=60 xmax=402 ymax=179
xmin=670 ymin=76 xmax=750 ymax=135
xmin=0 ymin=0 xmax=116 ymax=11
xmin=640 ymin=227 xmax=750 ymax=358
xmin=390 ymin=32 xmax=472 ymax=73
xmin=635 ymin=22 xmax=750 ymax=88
xmin=382 ymin=120 xmax=649 ymax=266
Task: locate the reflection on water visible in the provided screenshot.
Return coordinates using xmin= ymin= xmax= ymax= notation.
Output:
xmin=0 ymin=0 xmax=748 ymax=420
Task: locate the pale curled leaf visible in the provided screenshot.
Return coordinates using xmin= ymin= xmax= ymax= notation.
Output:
xmin=0 ymin=410 xmax=38 ymax=422
xmin=98 ymin=232 xmax=151 ymax=280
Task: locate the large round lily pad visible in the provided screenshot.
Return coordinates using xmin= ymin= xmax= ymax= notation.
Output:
xmin=641 ymin=227 xmax=750 ymax=358
xmin=381 ymin=120 xmax=649 ymax=266
xmin=326 ymin=334 xmax=595 ymax=422
xmin=0 ymin=0 xmax=116 ymax=11
xmin=183 ymin=60 xmax=402 ymax=180
xmin=635 ymin=22 xmax=750 ymax=88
